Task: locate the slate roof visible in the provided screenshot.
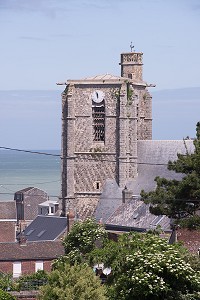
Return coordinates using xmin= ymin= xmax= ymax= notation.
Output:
xmin=95 ymin=139 xmax=195 ymax=223
xmin=106 ymin=199 xmax=171 ymax=231
xmin=22 ymin=215 xmax=67 ymax=241
xmin=127 ymin=140 xmax=195 ymax=194
xmin=0 ymin=201 xmax=16 ymax=219
xmin=0 ymin=241 xmax=64 ymax=261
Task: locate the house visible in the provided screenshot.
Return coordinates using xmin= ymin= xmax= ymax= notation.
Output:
xmin=0 ymin=240 xmax=64 ymax=278
xmin=14 ymin=187 xmax=49 ymax=226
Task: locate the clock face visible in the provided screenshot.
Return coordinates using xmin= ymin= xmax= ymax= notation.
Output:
xmin=91 ymin=90 xmax=104 ymax=103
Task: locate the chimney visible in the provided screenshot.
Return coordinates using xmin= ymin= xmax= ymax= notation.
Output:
xmin=17 ymin=231 xmax=27 ymax=246
xmin=122 ymin=186 xmax=133 ymax=204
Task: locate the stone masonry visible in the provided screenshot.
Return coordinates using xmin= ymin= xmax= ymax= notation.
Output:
xmin=59 ymin=51 xmax=152 ymax=218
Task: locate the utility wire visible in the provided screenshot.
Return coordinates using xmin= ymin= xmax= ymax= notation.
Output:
xmin=0 ymin=146 xmax=169 ymax=166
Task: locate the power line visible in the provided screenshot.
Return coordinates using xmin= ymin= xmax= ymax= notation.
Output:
xmin=0 ymin=146 xmax=169 ymax=166
xmin=0 ymin=180 xmax=61 ymax=186
xmin=0 ymin=147 xmax=60 ymax=157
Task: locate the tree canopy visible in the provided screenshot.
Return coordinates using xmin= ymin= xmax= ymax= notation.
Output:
xmin=141 ymin=122 xmax=200 ymax=221
xmin=38 ymin=263 xmax=107 ymax=300
xmin=49 ymin=219 xmax=200 ymax=300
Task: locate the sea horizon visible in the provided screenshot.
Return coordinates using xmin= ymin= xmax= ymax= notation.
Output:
xmin=0 ymin=149 xmax=61 ymax=202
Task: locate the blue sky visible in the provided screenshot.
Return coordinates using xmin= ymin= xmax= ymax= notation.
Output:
xmin=1 ymin=0 xmax=200 ymax=91
xmin=0 ymin=0 xmax=200 ymax=149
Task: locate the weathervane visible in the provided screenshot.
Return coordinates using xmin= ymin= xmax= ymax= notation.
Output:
xmin=130 ymin=42 xmax=134 ymax=52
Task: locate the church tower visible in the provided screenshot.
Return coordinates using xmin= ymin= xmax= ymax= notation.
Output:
xmin=59 ymin=50 xmax=152 ymax=219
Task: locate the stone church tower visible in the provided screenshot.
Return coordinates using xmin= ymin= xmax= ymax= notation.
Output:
xmin=58 ymin=50 xmax=152 ymax=218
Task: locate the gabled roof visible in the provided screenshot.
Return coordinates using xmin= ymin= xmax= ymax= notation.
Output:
xmin=22 ymin=215 xmax=67 ymax=241
xmin=127 ymin=140 xmax=195 ymax=194
xmin=0 ymin=241 xmax=64 ymax=261
xmin=15 ymin=187 xmax=47 ymax=195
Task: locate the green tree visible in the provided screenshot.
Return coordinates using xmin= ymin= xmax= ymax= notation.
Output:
xmin=89 ymin=233 xmax=200 ymax=300
xmin=53 ymin=219 xmax=108 ymax=267
xmin=141 ymin=122 xmax=200 ymax=221
xmin=0 ymin=289 xmax=16 ymax=300
xmin=38 ymin=263 xmax=107 ymax=300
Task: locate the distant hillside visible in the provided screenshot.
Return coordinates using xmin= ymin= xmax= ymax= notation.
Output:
xmin=0 ymin=87 xmax=199 ymax=149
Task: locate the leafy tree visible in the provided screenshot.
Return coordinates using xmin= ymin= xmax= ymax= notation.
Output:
xmin=0 ymin=289 xmax=16 ymax=300
xmin=38 ymin=263 xmax=107 ymax=300
xmin=0 ymin=273 xmax=14 ymax=292
xmin=141 ymin=122 xmax=200 ymax=221
xmin=89 ymin=232 xmax=200 ymax=300
xmin=53 ymin=219 xmax=108 ymax=267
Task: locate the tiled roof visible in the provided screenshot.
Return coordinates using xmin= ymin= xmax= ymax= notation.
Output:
xmin=0 ymin=221 xmax=16 ymax=242
xmin=22 ymin=215 xmax=67 ymax=241
xmin=0 ymin=201 xmax=16 ymax=219
xmin=176 ymin=228 xmax=200 ymax=254
xmin=0 ymin=241 xmax=64 ymax=261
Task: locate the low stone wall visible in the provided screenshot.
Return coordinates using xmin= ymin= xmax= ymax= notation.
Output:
xmin=10 ymin=290 xmax=39 ymax=300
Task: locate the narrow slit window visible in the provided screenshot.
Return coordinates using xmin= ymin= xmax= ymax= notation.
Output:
xmin=92 ymin=102 xmax=105 ymax=142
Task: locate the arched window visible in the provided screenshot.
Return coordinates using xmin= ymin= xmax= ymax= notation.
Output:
xmin=92 ymin=100 xmax=105 ymax=142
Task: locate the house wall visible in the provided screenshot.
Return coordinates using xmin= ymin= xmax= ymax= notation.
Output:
xmin=0 ymin=260 xmax=52 ymax=277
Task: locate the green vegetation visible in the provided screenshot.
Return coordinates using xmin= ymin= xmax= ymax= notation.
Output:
xmin=0 ymin=289 xmax=16 ymax=300
xmin=39 ymin=263 xmax=107 ymax=300
xmin=43 ymin=219 xmax=200 ymax=300
xmin=141 ymin=122 xmax=200 ymax=223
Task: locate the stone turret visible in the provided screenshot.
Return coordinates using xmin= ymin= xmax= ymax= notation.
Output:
xmin=120 ymin=51 xmax=143 ymax=82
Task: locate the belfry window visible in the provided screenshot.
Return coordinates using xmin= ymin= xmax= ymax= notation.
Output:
xmin=92 ymin=101 xmax=105 ymax=142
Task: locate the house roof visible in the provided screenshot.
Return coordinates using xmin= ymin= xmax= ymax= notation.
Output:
xmin=14 ymin=187 xmax=49 ymax=220
xmin=22 ymin=215 xmax=67 ymax=241
xmin=0 ymin=221 xmax=16 ymax=242
xmin=0 ymin=201 xmax=16 ymax=219
xmin=0 ymin=241 xmax=65 ymax=261
xmin=176 ymin=228 xmax=200 ymax=254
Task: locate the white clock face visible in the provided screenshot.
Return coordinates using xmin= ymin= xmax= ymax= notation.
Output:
xmin=91 ymin=90 xmax=104 ymax=103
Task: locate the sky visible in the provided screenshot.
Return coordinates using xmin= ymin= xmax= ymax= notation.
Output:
xmin=0 ymin=0 xmax=200 ymax=149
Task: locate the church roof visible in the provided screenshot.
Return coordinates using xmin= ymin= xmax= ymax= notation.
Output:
xmin=95 ymin=139 xmax=195 ymax=223
xmin=128 ymin=139 xmax=195 ymax=194
xmin=57 ymin=73 xmax=147 ymax=86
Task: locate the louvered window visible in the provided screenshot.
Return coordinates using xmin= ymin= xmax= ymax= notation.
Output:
xmin=92 ymin=102 xmax=105 ymax=142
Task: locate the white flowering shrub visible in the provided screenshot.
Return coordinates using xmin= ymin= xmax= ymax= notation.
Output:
xmin=90 ymin=232 xmax=200 ymax=300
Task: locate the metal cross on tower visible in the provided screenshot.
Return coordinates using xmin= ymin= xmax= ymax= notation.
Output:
xmin=130 ymin=42 xmax=134 ymax=52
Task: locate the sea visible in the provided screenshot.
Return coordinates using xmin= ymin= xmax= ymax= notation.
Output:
xmin=0 ymin=149 xmax=61 ymax=201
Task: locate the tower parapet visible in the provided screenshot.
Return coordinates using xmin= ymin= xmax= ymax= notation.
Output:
xmin=120 ymin=52 xmax=143 ymax=81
